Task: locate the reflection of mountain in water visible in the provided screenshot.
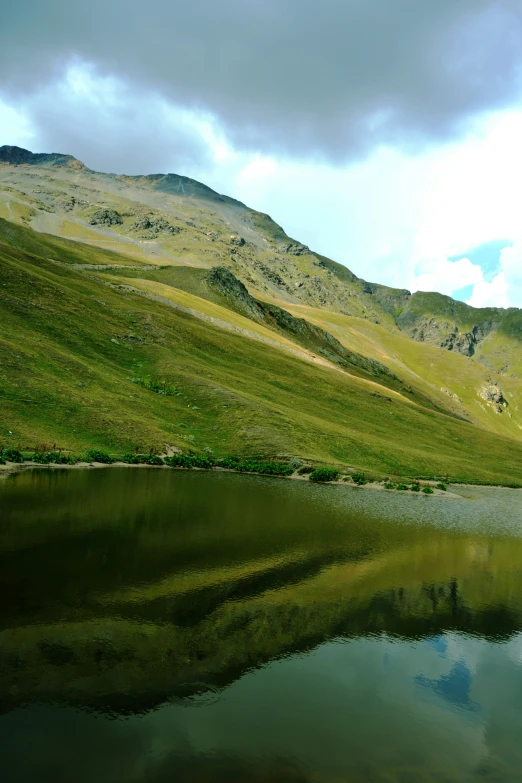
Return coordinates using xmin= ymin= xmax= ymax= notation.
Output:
xmin=1 ymin=470 xmax=522 ymax=716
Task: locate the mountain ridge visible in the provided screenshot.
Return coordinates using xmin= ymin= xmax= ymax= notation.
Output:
xmin=1 ymin=146 xmax=520 ymax=376
xmin=1 ymin=145 xmax=522 ymax=481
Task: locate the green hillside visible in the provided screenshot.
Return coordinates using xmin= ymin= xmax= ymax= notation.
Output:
xmin=396 ymin=290 xmax=522 ymax=376
xmin=1 ymin=146 xmax=522 ymax=484
xmin=2 ymin=145 xmax=522 ymax=379
xmin=1 ymin=217 xmax=522 ymax=484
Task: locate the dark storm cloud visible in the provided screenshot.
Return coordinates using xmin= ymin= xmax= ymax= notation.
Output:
xmin=2 ymin=0 xmax=522 ymax=161
xmin=23 ymin=78 xmax=213 ymax=174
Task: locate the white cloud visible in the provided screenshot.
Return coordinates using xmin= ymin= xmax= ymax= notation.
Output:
xmin=3 ymin=63 xmax=215 ymax=175
xmin=2 ymin=62 xmax=522 ymax=310
xmin=467 ymin=243 xmax=522 ymax=308
xmin=412 ymin=256 xmax=484 ymax=297
xmin=0 ymin=100 xmax=34 ymax=146
xmin=214 ymin=108 xmax=522 ymax=307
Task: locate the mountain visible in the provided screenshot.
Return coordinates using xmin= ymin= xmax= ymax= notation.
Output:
xmin=1 ymin=146 xmax=522 ymax=483
xmin=0 ymin=144 xmax=86 ymax=169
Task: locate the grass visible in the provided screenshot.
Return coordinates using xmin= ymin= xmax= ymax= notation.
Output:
xmin=1 ymin=218 xmax=522 ymax=485
xmin=2 ymin=156 xmax=522 ymax=387
xmin=280 ymin=302 xmax=522 ymax=441
xmin=397 ymin=290 xmax=522 ymax=377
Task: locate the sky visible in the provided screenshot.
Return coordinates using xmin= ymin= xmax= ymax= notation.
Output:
xmin=2 ymin=0 xmax=522 ymax=308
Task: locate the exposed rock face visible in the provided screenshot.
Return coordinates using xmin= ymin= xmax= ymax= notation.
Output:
xmin=405 ymin=318 xmax=493 ymax=357
xmin=480 ymin=385 xmax=508 ymax=413
xmin=258 ymin=299 xmax=400 ymax=382
xmin=279 ymin=241 xmax=309 ymax=255
xmin=252 ymin=261 xmax=289 ymax=291
xmin=205 ymin=267 xmax=264 ymax=322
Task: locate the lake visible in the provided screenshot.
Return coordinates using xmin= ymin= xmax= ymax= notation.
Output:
xmin=1 ymin=468 xmax=522 ymax=782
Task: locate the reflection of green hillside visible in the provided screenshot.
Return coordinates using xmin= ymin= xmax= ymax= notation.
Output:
xmin=2 ymin=471 xmax=522 ymax=715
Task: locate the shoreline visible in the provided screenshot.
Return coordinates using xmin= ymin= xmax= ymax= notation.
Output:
xmin=0 ymin=460 xmax=490 ymax=497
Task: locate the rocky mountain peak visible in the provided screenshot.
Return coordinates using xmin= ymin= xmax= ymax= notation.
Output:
xmin=0 ymin=145 xmax=86 ymax=169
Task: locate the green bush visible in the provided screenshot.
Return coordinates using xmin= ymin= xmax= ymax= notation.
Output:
xmin=164 ymin=453 xmax=293 ymax=476
xmin=422 ymin=486 xmax=434 ymax=494
xmin=257 ymin=462 xmax=293 ymax=476
xmin=218 ymin=456 xmax=292 ymax=476
xmin=436 ymin=483 xmax=447 ymax=491
xmin=1 ymin=448 xmax=24 ymax=463
xmin=146 ymin=454 xmax=164 ymax=466
xmin=85 ymin=449 xmax=113 ymax=464
xmin=298 ymin=465 xmax=314 ymax=474
xmin=309 ymin=468 xmax=339 ymax=483
xmin=31 ymin=452 xmax=74 ymax=464
xmin=121 ymin=453 xmax=165 ymax=465
xmin=121 ymin=453 xmax=144 ymax=464
xmin=384 ymin=482 xmax=396 ymax=489
xmin=352 ymin=472 xmax=368 ymax=485
xmin=396 ymin=484 xmax=408 ymax=491
xmin=31 ymin=452 xmax=52 ymax=464
xmin=410 ymin=484 xmax=420 ymax=492
xmin=185 ymin=454 xmax=214 ymax=469
xmin=165 ymin=454 xmax=214 ymax=469
xmin=219 ymin=455 xmax=241 ymax=469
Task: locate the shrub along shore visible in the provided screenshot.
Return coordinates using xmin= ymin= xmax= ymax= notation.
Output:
xmin=0 ymin=447 xmax=473 ymax=493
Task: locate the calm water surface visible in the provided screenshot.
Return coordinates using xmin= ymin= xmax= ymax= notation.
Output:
xmin=1 ymin=469 xmax=522 ymax=782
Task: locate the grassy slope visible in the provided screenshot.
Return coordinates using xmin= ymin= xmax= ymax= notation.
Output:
xmin=2 ymin=156 xmax=522 ymax=380
xmin=398 ymin=290 xmax=522 ymax=376
xmin=2 ymin=219 xmax=522 ymax=483
xmin=0 ymin=161 xmax=406 ymax=321
xmin=281 ymin=301 xmax=522 ymax=440
xmin=100 ymin=265 xmax=435 ymax=402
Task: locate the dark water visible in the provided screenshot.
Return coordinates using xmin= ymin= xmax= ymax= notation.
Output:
xmin=2 ymin=469 xmax=522 ymax=782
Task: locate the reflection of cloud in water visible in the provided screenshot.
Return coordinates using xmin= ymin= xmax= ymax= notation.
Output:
xmin=416 ymin=659 xmax=480 ymax=713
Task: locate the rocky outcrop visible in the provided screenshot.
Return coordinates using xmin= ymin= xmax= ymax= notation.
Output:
xmin=89 ymin=208 xmax=123 ymax=226
xmin=279 ymin=241 xmax=309 ymax=255
xmin=403 ymin=318 xmax=493 ymax=357
xmin=258 ymin=299 xmax=400 ymax=382
xmin=229 ymin=235 xmax=245 ymax=247
xmin=206 ymin=267 xmax=263 ymax=322
xmin=130 ymin=215 xmax=181 ymax=235
xmin=0 ymin=145 xmax=86 ymax=169
xmin=206 ymin=267 xmax=401 ymax=386
xmin=480 ymin=385 xmax=508 ymax=413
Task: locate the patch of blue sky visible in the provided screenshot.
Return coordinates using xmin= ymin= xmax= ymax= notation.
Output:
xmin=452 ymin=284 xmax=474 ymax=302
xmin=449 ymin=239 xmax=513 ymax=282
